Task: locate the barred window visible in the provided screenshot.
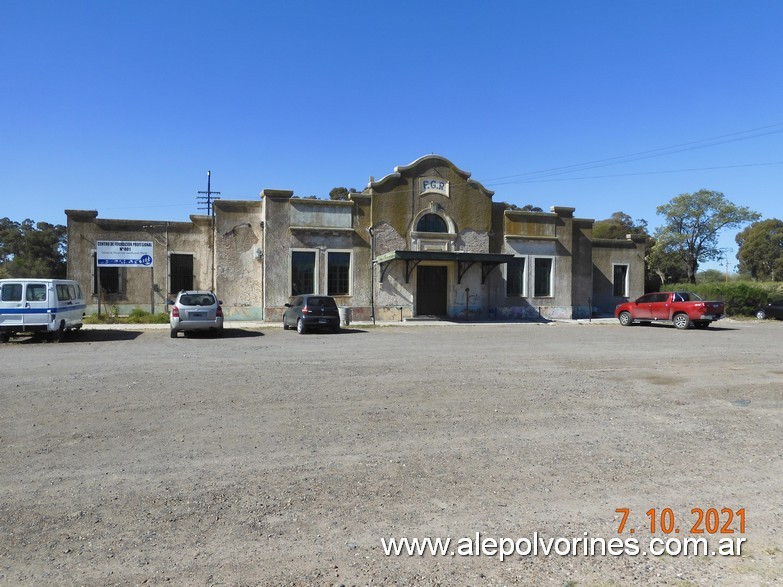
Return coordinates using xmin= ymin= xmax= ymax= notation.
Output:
xmin=292 ymin=251 xmax=316 ymax=295
xmin=506 ymin=257 xmax=526 ymax=297
xmin=327 ymin=251 xmax=351 ymax=296
xmin=170 ymin=254 xmax=194 ymax=293
xmin=416 ymin=213 xmax=448 ymax=233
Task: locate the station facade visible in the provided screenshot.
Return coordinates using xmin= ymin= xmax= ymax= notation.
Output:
xmin=65 ymin=155 xmax=647 ymax=321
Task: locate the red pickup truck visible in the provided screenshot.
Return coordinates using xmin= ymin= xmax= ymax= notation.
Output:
xmin=615 ymin=292 xmax=725 ymax=329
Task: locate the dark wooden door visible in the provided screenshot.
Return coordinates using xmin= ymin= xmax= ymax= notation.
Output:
xmin=416 ymin=266 xmax=447 ymax=316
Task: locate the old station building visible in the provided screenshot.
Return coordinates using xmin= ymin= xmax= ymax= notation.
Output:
xmin=65 ymin=155 xmax=646 ymax=322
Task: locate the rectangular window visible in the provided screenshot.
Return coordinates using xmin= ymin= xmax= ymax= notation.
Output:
xmin=1 ymin=283 xmax=22 ymax=302
xmin=291 ymin=250 xmax=316 ymax=295
xmin=533 ymin=257 xmax=554 ymax=298
xmin=613 ymin=264 xmax=629 ymax=297
xmin=327 ymin=251 xmax=351 ymax=296
xmin=170 ymin=253 xmax=194 ymax=293
xmin=68 ymin=284 xmax=82 ymax=300
xmin=93 ymin=253 xmax=121 ymax=294
xmin=25 ymin=283 xmax=46 ymax=301
xmin=56 ymin=284 xmax=71 ymax=301
xmin=506 ymin=257 xmax=526 ymax=297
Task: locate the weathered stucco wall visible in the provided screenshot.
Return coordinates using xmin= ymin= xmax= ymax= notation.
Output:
xmin=369 ymin=159 xmax=493 ymax=252
xmin=592 ymin=237 xmax=647 ymax=314
xmin=64 ymin=155 xmax=649 ymax=323
xmin=213 ymin=200 xmax=264 ymax=319
xmin=494 ymin=207 xmax=593 ymax=319
xmin=65 ymin=210 xmax=211 ymax=315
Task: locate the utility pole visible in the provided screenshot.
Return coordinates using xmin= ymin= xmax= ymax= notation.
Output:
xmin=197 ymin=170 xmax=221 ymax=215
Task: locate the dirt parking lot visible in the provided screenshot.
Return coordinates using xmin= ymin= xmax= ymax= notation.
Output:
xmin=1 ymin=319 xmax=781 ymax=586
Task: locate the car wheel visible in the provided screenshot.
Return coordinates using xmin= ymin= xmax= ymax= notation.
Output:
xmin=0 ymin=333 xmax=10 ymax=343
xmin=214 ymin=328 xmax=224 ymax=338
xmin=332 ymin=323 xmax=341 ymax=334
xmin=673 ymin=313 xmax=691 ymax=329
xmin=282 ymin=318 xmax=290 ymax=330
xmin=170 ymin=328 xmax=178 ymax=338
xmin=618 ymin=311 xmax=633 ymax=326
xmin=296 ymin=318 xmax=306 ymax=334
xmin=756 ymin=310 xmax=766 ymax=320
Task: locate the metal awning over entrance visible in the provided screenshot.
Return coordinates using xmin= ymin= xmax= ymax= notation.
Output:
xmin=374 ymin=251 xmax=515 ymax=284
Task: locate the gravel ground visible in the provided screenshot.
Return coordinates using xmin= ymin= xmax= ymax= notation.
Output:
xmin=1 ymin=319 xmax=781 ymax=586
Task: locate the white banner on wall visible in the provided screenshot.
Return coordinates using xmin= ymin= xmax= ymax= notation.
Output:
xmin=96 ymin=241 xmax=154 ymax=267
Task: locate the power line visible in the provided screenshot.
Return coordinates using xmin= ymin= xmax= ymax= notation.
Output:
xmin=487 ymin=161 xmax=783 ymax=186
xmin=482 ymin=122 xmax=783 ymax=185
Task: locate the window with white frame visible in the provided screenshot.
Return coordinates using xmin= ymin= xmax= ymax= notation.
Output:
xmin=613 ymin=264 xmax=629 ymax=297
xmin=532 ymin=257 xmax=554 ymax=298
xmin=291 ymin=250 xmax=317 ymax=296
xmin=506 ymin=257 xmax=526 ymax=297
xmin=327 ymin=251 xmax=351 ymax=296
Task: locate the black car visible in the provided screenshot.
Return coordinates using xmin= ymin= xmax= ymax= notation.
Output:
xmin=283 ymin=295 xmax=341 ymax=334
xmin=756 ymin=300 xmax=783 ymax=320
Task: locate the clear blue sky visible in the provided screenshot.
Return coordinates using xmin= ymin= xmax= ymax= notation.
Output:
xmin=4 ymin=1 xmax=783 ymax=270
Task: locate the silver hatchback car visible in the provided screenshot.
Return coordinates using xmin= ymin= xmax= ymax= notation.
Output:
xmin=168 ymin=290 xmax=224 ymax=338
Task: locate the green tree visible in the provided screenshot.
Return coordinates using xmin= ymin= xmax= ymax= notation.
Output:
xmin=654 ymin=190 xmax=760 ymax=284
xmin=329 ymin=187 xmax=358 ymax=201
xmin=0 ymin=217 xmax=67 ymax=278
xmin=696 ymin=268 xmax=725 ymax=283
xmin=593 ymin=211 xmax=649 ymax=239
xmin=646 ymin=240 xmax=688 ymax=286
xmin=498 ymin=203 xmax=543 ymax=212
xmin=735 ymin=218 xmax=783 ymax=281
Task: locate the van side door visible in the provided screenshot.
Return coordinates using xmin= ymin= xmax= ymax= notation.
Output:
xmin=56 ymin=283 xmax=77 ymax=327
xmin=23 ymin=282 xmax=50 ymax=329
xmin=0 ymin=282 xmax=25 ymax=328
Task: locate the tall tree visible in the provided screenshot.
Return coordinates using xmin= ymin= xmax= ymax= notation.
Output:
xmin=735 ymin=218 xmax=783 ymax=281
xmin=0 ymin=218 xmax=67 ymax=278
xmin=646 ymin=240 xmax=688 ymax=286
xmin=593 ymin=211 xmax=649 ymax=239
xmin=654 ymin=190 xmax=759 ymax=283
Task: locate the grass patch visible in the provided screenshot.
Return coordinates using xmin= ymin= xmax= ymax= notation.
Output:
xmin=84 ymin=307 xmax=169 ymax=324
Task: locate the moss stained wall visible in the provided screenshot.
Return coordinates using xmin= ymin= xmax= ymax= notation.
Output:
xmin=369 ymin=161 xmax=492 ymax=250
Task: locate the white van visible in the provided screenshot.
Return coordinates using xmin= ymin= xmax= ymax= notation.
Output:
xmin=0 ymin=279 xmax=86 ymax=342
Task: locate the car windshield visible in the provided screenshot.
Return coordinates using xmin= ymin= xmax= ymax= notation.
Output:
xmin=180 ymin=294 xmax=215 ymax=306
